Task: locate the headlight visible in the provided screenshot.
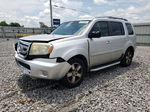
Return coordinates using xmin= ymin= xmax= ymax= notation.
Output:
xmin=29 ymin=43 xmax=53 ymax=55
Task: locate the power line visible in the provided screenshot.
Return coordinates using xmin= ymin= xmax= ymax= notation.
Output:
xmin=53 ymin=5 xmax=90 ymax=14
xmin=49 ymin=1 xmax=91 ymax=27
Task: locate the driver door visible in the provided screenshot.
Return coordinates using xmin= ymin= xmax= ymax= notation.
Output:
xmin=89 ymin=21 xmax=112 ymax=67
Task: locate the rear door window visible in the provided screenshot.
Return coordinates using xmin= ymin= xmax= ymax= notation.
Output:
xmin=109 ymin=22 xmax=125 ymax=36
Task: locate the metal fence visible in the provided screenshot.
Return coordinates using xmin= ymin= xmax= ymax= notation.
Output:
xmin=0 ymin=26 xmax=53 ymax=38
xmin=0 ymin=23 xmax=150 ymax=45
xmin=134 ymin=23 xmax=150 ymax=45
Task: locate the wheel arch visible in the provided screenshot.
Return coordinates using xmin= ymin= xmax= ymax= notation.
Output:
xmin=126 ymin=46 xmax=135 ymax=56
xmin=127 ymin=46 xmax=134 ymax=52
xmin=67 ymin=54 xmax=89 ymax=72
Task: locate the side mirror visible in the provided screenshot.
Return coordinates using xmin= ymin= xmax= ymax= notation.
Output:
xmin=88 ymin=31 xmax=101 ymax=38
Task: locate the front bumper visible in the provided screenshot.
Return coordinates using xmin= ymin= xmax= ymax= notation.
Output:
xmin=15 ymin=53 xmax=71 ymax=80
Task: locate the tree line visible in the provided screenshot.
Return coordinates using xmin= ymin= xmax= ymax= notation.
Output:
xmin=0 ymin=21 xmax=23 ymax=27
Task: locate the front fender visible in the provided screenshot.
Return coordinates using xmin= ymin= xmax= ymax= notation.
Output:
xmin=61 ymin=48 xmax=89 ymax=63
xmin=50 ymin=38 xmax=89 ymax=63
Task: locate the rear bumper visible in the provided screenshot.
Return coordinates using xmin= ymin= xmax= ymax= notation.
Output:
xmin=15 ymin=53 xmax=71 ymax=80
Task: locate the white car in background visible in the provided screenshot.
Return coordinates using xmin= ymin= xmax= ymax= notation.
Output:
xmin=15 ymin=16 xmax=136 ymax=88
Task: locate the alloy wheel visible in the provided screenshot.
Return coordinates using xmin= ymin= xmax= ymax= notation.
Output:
xmin=66 ymin=63 xmax=83 ymax=84
xmin=125 ymin=51 xmax=133 ymax=64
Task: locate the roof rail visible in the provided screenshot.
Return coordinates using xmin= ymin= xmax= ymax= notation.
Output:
xmin=96 ymin=16 xmax=128 ymax=21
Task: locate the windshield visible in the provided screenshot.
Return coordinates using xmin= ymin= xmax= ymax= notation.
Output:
xmin=52 ymin=20 xmax=91 ymax=35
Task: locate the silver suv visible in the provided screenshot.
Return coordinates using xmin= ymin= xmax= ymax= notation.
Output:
xmin=15 ymin=17 xmax=136 ymax=88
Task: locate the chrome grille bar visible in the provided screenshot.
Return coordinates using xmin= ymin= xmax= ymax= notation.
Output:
xmin=17 ymin=40 xmax=32 ymax=58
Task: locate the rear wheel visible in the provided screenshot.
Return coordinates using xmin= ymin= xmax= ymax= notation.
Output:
xmin=120 ymin=48 xmax=134 ymax=67
xmin=60 ymin=58 xmax=86 ymax=88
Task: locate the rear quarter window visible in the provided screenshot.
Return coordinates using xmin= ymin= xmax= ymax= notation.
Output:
xmin=126 ymin=23 xmax=134 ymax=35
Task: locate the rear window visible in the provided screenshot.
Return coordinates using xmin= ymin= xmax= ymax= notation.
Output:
xmin=126 ymin=23 xmax=134 ymax=35
xmin=109 ymin=22 xmax=125 ymax=36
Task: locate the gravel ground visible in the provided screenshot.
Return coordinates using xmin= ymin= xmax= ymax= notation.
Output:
xmin=0 ymin=38 xmax=149 ymax=112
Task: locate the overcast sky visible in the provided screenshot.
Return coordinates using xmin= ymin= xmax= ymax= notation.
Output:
xmin=0 ymin=0 xmax=150 ymax=27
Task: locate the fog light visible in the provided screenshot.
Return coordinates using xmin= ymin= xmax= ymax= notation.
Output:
xmin=41 ymin=70 xmax=48 ymax=76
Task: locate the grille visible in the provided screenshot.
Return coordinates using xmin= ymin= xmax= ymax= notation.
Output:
xmin=17 ymin=40 xmax=31 ymax=58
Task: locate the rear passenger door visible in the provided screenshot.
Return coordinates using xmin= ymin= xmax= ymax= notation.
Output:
xmin=108 ymin=21 xmax=126 ymax=61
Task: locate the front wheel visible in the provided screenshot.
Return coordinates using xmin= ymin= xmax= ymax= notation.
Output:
xmin=60 ymin=58 xmax=86 ymax=88
xmin=120 ymin=48 xmax=134 ymax=67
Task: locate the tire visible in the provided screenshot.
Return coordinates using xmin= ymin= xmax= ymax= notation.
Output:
xmin=60 ymin=58 xmax=86 ymax=88
xmin=120 ymin=48 xmax=134 ymax=67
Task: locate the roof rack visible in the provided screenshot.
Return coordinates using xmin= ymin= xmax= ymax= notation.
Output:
xmin=96 ymin=16 xmax=128 ymax=21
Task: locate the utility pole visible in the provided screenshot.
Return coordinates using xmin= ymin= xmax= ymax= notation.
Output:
xmin=49 ymin=0 xmax=53 ymax=27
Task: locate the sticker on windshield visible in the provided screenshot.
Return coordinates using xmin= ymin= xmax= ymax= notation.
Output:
xmin=79 ymin=21 xmax=89 ymax=24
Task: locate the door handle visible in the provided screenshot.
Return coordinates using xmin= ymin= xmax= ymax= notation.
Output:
xmin=106 ymin=41 xmax=111 ymax=44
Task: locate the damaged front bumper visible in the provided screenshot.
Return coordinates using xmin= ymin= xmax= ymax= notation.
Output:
xmin=15 ymin=53 xmax=71 ymax=80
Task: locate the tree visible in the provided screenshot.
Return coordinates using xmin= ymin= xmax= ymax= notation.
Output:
xmin=9 ymin=22 xmax=22 ymax=27
xmin=0 ymin=21 xmax=9 ymax=26
xmin=0 ymin=21 xmax=23 ymax=27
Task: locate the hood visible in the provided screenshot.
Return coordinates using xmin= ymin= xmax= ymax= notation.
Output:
xmin=20 ymin=34 xmax=71 ymax=42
